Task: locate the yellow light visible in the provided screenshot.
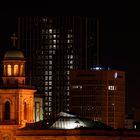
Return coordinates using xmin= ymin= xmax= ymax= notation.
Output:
xmin=7 ymin=65 xmax=12 ymax=76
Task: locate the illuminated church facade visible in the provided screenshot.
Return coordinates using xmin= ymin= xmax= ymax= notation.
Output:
xmin=0 ymin=43 xmax=36 ymax=139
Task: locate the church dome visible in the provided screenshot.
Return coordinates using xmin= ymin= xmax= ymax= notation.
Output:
xmin=4 ymin=49 xmax=24 ymax=59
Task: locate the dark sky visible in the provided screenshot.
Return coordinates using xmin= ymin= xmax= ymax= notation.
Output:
xmin=0 ymin=1 xmax=140 ymax=113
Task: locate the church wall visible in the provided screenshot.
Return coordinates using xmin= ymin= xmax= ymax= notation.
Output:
xmin=0 ymin=125 xmax=18 ymax=140
xmin=18 ymin=89 xmax=35 ymax=127
xmin=0 ymin=90 xmax=19 ymax=123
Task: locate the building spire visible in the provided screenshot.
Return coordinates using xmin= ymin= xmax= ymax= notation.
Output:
xmin=11 ymin=33 xmax=17 ymax=47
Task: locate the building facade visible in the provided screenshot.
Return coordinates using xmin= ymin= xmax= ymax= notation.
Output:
xmin=17 ymin=16 xmax=99 ymax=122
xmin=69 ymin=69 xmax=125 ymax=129
xmin=0 ymin=48 xmax=36 ymax=140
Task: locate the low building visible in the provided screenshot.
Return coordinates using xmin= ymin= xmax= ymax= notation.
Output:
xmin=15 ymin=112 xmax=140 ymax=140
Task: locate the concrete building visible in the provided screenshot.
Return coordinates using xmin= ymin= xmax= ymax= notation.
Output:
xmin=69 ymin=68 xmax=125 ymax=129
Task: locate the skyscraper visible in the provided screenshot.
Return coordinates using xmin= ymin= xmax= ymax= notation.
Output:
xmin=17 ymin=16 xmax=99 ymax=122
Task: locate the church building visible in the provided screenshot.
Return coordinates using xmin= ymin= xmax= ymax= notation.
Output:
xmin=0 ymin=34 xmax=36 ymax=139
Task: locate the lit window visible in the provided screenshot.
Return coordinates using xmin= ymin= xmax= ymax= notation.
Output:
xmin=45 ymin=76 xmax=48 ymax=80
xmin=49 ymin=29 xmax=52 ymax=34
xmin=49 ymin=81 xmax=52 ymax=85
xmin=49 ymin=76 xmax=52 ymax=80
xmin=67 ymin=34 xmax=71 ymax=38
xmin=67 ymin=91 xmax=69 ymax=96
xmin=7 ymin=65 xmax=12 ymax=76
xmin=45 ymin=81 xmax=48 ymax=85
xmin=70 ymin=60 xmax=73 ymax=64
xmin=49 ymin=55 xmax=52 ymax=59
xmin=45 ymin=71 xmax=48 ymax=75
xmin=70 ymin=55 xmax=73 ymax=59
xmin=49 ymin=61 xmax=52 ymax=65
xmin=108 ymin=85 xmax=116 ymax=90
xmin=70 ymin=65 xmax=73 ymax=69
xmin=49 ymin=66 xmax=52 ymax=70
xmin=114 ymin=72 xmax=118 ymax=78
xmin=49 ymin=92 xmax=52 ymax=96
xmin=20 ymin=65 xmax=23 ymax=76
xmin=53 ymin=34 xmax=56 ymax=38
xmin=53 ymin=45 xmax=56 ymax=49
xmin=53 ymin=40 xmax=56 ymax=44
xmin=71 ymin=85 xmax=82 ymax=89
xmin=14 ymin=65 xmax=19 ymax=76
xmin=45 ymin=102 xmax=48 ymax=106
xmin=35 ymin=102 xmax=40 ymax=122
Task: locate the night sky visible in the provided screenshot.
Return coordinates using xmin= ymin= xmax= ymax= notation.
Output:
xmin=0 ymin=1 xmax=139 ymax=114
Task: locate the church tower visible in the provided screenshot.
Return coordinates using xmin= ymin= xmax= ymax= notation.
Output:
xmin=2 ymin=48 xmax=25 ymax=86
xmin=0 ymin=33 xmax=36 ymax=140
xmin=2 ymin=33 xmax=26 ymax=87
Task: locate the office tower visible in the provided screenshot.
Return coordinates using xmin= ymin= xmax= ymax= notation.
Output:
xmin=17 ymin=16 xmax=99 ymax=122
xmin=69 ymin=68 xmax=125 ymax=129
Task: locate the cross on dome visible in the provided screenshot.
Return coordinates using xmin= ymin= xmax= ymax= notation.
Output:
xmin=11 ymin=33 xmax=17 ymax=47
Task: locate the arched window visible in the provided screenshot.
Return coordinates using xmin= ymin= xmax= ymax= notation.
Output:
xmin=14 ymin=65 xmax=19 ymax=76
xmin=4 ymin=101 xmax=10 ymax=120
xmin=24 ymin=102 xmax=27 ymax=120
xmin=7 ymin=65 xmax=11 ymax=76
xmin=20 ymin=65 xmax=23 ymax=76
